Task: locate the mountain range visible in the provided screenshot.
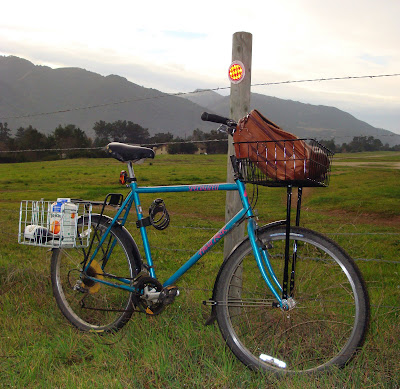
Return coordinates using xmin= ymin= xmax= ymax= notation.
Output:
xmin=185 ymin=90 xmax=400 ymax=146
xmin=1 ymin=55 xmax=399 ymax=146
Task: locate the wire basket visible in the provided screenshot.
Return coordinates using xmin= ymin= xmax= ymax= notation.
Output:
xmin=234 ymin=139 xmax=334 ymax=187
xmin=18 ymin=200 xmax=92 ymax=248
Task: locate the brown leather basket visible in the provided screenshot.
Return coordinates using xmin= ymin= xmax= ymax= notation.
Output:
xmin=233 ymin=110 xmax=333 ymax=187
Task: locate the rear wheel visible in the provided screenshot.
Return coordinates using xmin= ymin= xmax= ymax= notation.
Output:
xmin=51 ymin=215 xmax=138 ymax=332
xmin=215 ymin=226 xmax=369 ymax=373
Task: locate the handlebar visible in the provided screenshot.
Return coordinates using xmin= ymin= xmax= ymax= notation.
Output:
xmin=201 ymin=112 xmax=237 ymax=128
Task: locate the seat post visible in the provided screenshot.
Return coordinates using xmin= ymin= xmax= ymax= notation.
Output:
xmin=127 ymin=161 xmax=135 ymax=179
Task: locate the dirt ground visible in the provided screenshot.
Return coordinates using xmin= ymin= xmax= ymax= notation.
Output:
xmin=334 ymin=161 xmax=400 ymax=169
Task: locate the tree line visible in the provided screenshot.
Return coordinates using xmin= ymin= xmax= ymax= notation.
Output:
xmin=0 ymin=121 xmax=399 ymax=163
xmin=319 ymin=136 xmax=400 ymax=153
xmin=0 ymin=121 xmax=228 ymax=162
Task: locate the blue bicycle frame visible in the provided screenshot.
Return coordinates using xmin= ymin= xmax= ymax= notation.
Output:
xmin=83 ymin=167 xmax=283 ymax=306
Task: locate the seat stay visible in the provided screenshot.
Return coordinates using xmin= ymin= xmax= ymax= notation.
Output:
xmin=83 ymin=190 xmax=136 ymax=273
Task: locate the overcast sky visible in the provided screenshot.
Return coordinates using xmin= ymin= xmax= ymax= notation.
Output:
xmin=1 ymin=0 xmax=400 ymax=133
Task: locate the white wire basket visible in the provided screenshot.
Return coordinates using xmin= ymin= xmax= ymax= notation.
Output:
xmin=18 ymin=199 xmax=92 ymax=248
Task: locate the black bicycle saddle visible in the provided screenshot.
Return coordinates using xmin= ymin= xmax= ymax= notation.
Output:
xmin=106 ymin=142 xmax=155 ymax=162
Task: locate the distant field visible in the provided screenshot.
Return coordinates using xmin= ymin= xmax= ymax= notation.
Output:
xmin=0 ymin=153 xmax=399 ymax=388
xmin=335 ymin=151 xmax=400 ymax=162
xmin=334 ymin=151 xmax=400 ymax=170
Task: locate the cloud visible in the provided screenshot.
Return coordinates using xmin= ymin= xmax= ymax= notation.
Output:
xmin=360 ymin=54 xmax=390 ymax=66
xmin=1 ymin=0 xmax=399 ymax=133
xmin=162 ymin=31 xmax=208 ymax=40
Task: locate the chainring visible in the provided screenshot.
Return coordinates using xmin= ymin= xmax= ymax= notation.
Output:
xmin=133 ymin=275 xmax=165 ymax=315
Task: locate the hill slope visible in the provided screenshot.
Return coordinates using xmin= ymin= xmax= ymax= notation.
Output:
xmin=1 ymin=56 xmax=399 ymax=145
xmin=184 ymin=90 xmax=400 ymax=145
xmin=0 ymin=56 xmax=214 ymax=137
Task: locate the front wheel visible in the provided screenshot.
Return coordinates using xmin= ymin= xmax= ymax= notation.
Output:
xmin=51 ymin=215 xmax=139 ymax=332
xmin=215 ymin=226 xmax=369 ymax=374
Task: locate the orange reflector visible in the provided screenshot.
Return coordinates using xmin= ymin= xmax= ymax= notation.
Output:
xmin=228 ymin=61 xmax=245 ymax=84
xmin=120 ymin=170 xmax=127 ymax=185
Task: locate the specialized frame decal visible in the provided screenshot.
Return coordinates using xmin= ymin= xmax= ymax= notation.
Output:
xmin=189 ymin=184 xmax=220 ymax=191
xmin=198 ymin=227 xmax=228 ymax=256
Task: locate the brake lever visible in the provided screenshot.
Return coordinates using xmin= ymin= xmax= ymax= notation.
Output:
xmin=217 ymin=124 xmax=229 ymax=134
xmin=217 ymin=124 xmax=236 ymax=135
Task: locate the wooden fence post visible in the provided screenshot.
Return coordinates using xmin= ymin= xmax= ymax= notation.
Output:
xmin=224 ymin=31 xmax=253 ymax=258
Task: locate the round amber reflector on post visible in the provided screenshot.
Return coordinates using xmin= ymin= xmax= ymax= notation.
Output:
xmin=228 ymin=61 xmax=245 ymax=84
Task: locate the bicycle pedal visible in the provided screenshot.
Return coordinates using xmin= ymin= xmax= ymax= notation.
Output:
xmin=158 ymin=286 xmax=179 ymax=305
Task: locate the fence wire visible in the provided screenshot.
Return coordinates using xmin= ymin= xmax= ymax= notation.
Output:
xmin=1 ymin=215 xmax=399 ymax=264
xmin=1 ymin=72 xmax=399 ymax=121
xmin=0 ymin=139 xmax=227 ymax=154
xmin=1 ymin=209 xmax=399 ymax=310
xmin=1 ymin=72 xmax=399 ymax=318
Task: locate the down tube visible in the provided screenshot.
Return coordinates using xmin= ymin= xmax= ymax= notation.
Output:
xmin=162 ymin=207 xmax=247 ymax=287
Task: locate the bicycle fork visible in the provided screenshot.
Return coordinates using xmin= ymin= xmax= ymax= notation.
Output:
xmin=234 ymin=178 xmax=287 ymax=309
xmin=247 ymin=217 xmax=298 ymax=312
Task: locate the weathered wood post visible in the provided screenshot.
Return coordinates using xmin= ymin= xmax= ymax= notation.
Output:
xmin=224 ymin=31 xmax=253 ymax=258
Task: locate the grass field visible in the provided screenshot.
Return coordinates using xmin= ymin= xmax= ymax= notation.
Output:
xmin=0 ymin=152 xmax=399 ymax=388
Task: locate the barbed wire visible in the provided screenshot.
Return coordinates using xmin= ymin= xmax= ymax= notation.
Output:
xmin=2 ymin=133 xmax=400 ymax=154
xmin=0 ymin=138 xmax=229 ymax=154
xmin=1 ymin=219 xmax=399 ymax=264
xmin=251 ymin=73 xmax=400 ymax=88
xmin=1 ymin=209 xmax=399 ymax=237
xmin=0 ymin=146 xmax=104 ymax=154
xmin=318 ymin=133 xmax=400 ymax=140
xmin=1 ymin=223 xmax=400 ymax=308
xmin=1 ymin=72 xmax=399 ymax=121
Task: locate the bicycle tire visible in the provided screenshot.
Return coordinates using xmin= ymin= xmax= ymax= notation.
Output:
xmin=215 ymin=225 xmax=369 ymax=374
xmin=51 ymin=215 xmax=139 ymax=332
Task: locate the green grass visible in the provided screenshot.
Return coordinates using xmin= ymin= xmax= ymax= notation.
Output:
xmin=0 ymin=153 xmax=399 ymax=388
xmin=306 ymin=170 xmax=400 ymax=217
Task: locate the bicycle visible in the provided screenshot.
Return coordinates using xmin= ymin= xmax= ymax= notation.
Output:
xmin=19 ymin=112 xmax=369 ymax=374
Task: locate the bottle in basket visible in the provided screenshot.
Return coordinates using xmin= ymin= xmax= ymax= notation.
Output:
xmin=48 ymin=198 xmax=78 ymax=246
xmin=49 ymin=198 xmax=68 ymax=235
xmin=61 ymin=201 xmax=78 ymax=246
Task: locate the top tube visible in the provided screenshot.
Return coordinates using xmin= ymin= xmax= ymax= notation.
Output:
xmin=134 ymin=183 xmax=238 ymax=194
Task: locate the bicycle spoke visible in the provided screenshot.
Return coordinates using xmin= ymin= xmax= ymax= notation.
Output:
xmin=215 ymin=226 xmax=369 ymax=373
xmin=51 ymin=215 xmax=137 ymax=331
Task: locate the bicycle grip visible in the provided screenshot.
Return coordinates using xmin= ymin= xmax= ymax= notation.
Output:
xmin=201 ymin=112 xmax=231 ymax=125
